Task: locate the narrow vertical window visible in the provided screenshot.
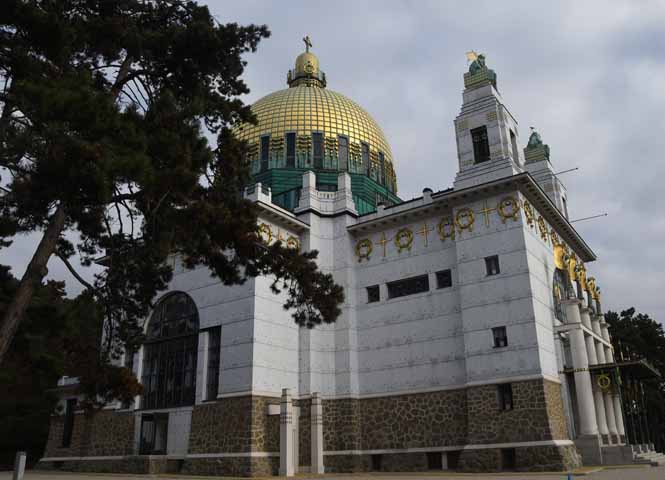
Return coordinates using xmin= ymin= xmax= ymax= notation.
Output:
xmin=206 ymin=327 xmax=221 ymax=401
xmin=260 ymin=135 xmax=270 ymax=172
xmin=436 ymin=269 xmax=452 ymax=289
xmin=498 ymin=383 xmax=513 ymax=411
xmin=122 ymin=350 xmax=135 ymax=409
xmin=361 ymin=142 xmax=370 ymax=175
xmin=366 ymin=285 xmax=380 ymax=303
xmin=62 ymin=398 xmax=76 ymax=447
xmin=492 ymin=326 xmax=508 ymax=348
xmin=485 ymin=255 xmax=500 ymax=276
xmin=312 ymin=132 xmax=323 ymax=169
xmin=286 ymin=132 xmax=296 ymax=168
xmin=338 ymin=136 xmax=349 ymax=171
xmin=378 ymin=152 xmax=385 ymax=185
xmin=510 ymin=129 xmax=519 ymax=163
xmin=471 ymin=126 xmax=490 ymax=163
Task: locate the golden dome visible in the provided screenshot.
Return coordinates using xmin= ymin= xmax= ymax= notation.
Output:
xmin=233 ymin=37 xmax=398 ymax=197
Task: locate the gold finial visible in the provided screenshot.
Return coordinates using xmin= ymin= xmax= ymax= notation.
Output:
xmin=466 ymin=50 xmax=478 ymax=63
xmin=303 ymin=35 xmax=312 ymax=53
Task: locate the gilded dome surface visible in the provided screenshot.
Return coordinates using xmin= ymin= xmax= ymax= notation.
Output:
xmin=234 ymin=40 xmax=397 ymax=195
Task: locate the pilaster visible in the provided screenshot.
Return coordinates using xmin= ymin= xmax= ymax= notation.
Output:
xmin=280 ymin=388 xmax=294 ymax=477
xmin=310 ymin=392 xmax=324 ymax=474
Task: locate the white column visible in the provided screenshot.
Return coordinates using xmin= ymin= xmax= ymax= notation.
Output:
xmin=591 ymin=314 xmax=602 ymax=337
xmin=565 ymin=300 xmax=598 ymax=436
xmin=280 ymin=388 xmax=294 ymax=477
xmin=586 ymin=336 xmax=609 ymax=441
xmin=311 ymin=392 xmax=324 ymax=474
xmin=605 ymin=346 xmax=626 ymax=442
xmin=604 ymin=389 xmax=618 ymax=443
xmin=580 ymin=307 xmax=592 ymax=330
xmin=196 ymin=330 xmax=210 ymax=404
xmin=600 ymin=320 xmax=611 ymax=342
xmin=596 ymin=341 xmax=607 ymax=364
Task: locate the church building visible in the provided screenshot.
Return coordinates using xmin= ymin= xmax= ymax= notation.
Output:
xmin=40 ymin=42 xmax=642 ymax=475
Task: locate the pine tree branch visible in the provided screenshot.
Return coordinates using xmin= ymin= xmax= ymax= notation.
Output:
xmin=55 ymin=252 xmax=97 ymax=293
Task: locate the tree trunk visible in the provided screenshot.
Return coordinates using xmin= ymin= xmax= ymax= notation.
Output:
xmin=0 ymin=204 xmax=66 ymax=364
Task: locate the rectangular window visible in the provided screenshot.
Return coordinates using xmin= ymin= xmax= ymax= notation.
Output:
xmin=367 ymin=285 xmax=380 ymax=303
xmin=378 ymin=151 xmax=385 ymax=185
xmin=436 ymin=269 xmax=452 ymax=289
xmin=371 ymin=454 xmax=383 ymax=471
xmin=122 ymin=350 xmax=135 ymax=409
xmin=286 ymin=132 xmax=296 ymax=167
xmin=485 ymin=255 xmax=500 ymax=276
xmin=387 ymin=274 xmax=430 ymax=299
xmin=426 ymin=451 xmax=443 ymax=470
xmin=338 ymin=136 xmax=349 ymax=171
xmin=471 ymin=126 xmax=490 ymax=163
xmin=498 ymin=383 xmax=513 ymax=411
xmin=260 ymin=135 xmax=270 ymax=172
xmin=62 ymin=398 xmax=76 ymax=447
xmin=361 ymin=142 xmax=370 ymax=175
xmin=206 ymin=327 xmax=221 ymax=401
xmin=312 ymin=132 xmax=324 ymax=168
xmin=510 ymin=129 xmax=519 ymax=163
xmin=139 ymin=413 xmax=169 ymax=455
xmin=501 ymin=448 xmax=516 ymax=470
xmin=492 ymin=326 xmax=508 ymax=348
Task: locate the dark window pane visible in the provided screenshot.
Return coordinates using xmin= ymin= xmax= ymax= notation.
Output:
xmin=312 ymin=132 xmax=324 ymax=168
xmin=361 ymin=142 xmax=370 ymax=175
xmin=510 ymin=130 xmax=519 ymax=163
xmin=471 ymin=126 xmax=490 ymax=163
xmin=498 ymin=384 xmax=513 ymax=411
xmin=62 ymin=398 xmax=76 ymax=447
xmin=436 ymin=269 xmax=452 ymax=289
xmin=387 ymin=275 xmax=430 ymax=299
xmin=142 ymin=293 xmax=199 ymax=410
xmin=492 ymin=326 xmax=508 ymax=348
xmin=367 ymin=285 xmax=380 ymax=303
xmin=286 ymin=132 xmax=296 ymax=167
xmin=485 ymin=255 xmax=500 ymax=276
xmin=338 ymin=136 xmax=349 ymax=171
xmin=207 ymin=327 xmax=221 ymax=400
xmin=261 ymin=135 xmax=270 ymax=171
xmin=378 ymin=152 xmax=385 ymax=185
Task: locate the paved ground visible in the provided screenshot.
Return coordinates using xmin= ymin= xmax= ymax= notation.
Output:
xmin=1 ymin=466 xmax=665 ymax=480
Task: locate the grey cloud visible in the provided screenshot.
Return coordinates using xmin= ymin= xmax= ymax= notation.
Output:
xmin=2 ymin=0 xmax=663 ymax=323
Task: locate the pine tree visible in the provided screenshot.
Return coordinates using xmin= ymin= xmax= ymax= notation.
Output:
xmin=0 ymin=0 xmax=344 ymax=384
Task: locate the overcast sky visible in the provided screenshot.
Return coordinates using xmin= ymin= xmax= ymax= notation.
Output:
xmin=2 ymin=0 xmax=664 ymax=322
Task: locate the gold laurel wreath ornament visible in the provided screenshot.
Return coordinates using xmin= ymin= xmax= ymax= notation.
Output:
xmin=394 ymin=228 xmax=414 ymax=253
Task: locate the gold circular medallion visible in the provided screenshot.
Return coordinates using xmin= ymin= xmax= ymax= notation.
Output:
xmin=437 ymin=216 xmax=455 ymax=241
xmin=356 ymin=238 xmax=372 ymax=262
xmin=394 ymin=228 xmax=414 ymax=253
xmin=258 ymin=223 xmax=273 ymax=244
xmin=455 ymin=208 xmax=475 ymax=232
xmin=597 ymin=374 xmax=611 ymax=391
xmin=286 ymin=236 xmax=300 ymax=250
xmin=497 ymin=196 xmax=520 ymax=223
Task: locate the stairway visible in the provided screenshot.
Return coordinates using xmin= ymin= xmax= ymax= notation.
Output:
xmin=633 ymin=447 xmax=665 ymax=466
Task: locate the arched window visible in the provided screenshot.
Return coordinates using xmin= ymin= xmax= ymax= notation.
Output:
xmin=141 ymin=292 xmax=199 ymax=409
xmin=553 ymin=269 xmax=568 ymax=323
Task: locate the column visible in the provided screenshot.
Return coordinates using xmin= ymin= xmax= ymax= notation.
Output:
xmin=564 ymin=300 xmax=598 ymax=437
xmin=591 ymin=314 xmax=602 ymax=337
xmin=606 ymin=346 xmax=626 ymax=443
xmin=310 ymin=392 xmax=324 ymax=474
xmin=599 ymin=319 xmax=611 ymax=342
xmin=586 ymin=335 xmax=610 ymax=443
xmin=579 ymin=307 xmax=592 ymax=330
xmin=280 ymin=388 xmax=294 ymax=477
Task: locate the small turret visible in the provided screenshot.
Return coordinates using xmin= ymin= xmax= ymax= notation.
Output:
xmin=287 ymin=35 xmax=327 ymax=88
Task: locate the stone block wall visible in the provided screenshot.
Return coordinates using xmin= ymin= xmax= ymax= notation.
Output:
xmin=466 ymin=379 xmax=564 ymax=444
xmin=43 ymin=410 xmax=134 ymax=459
xmin=359 ymin=389 xmax=467 ymax=449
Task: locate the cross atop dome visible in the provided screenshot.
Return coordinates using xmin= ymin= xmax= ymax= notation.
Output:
xmin=287 ymin=35 xmax=327 ymax=88
xmin=303 ymin=35 xmax=312 ymax=52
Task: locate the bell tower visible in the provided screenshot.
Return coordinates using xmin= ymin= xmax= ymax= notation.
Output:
xmin=453 ymin=52 xmax=524 ymax=190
